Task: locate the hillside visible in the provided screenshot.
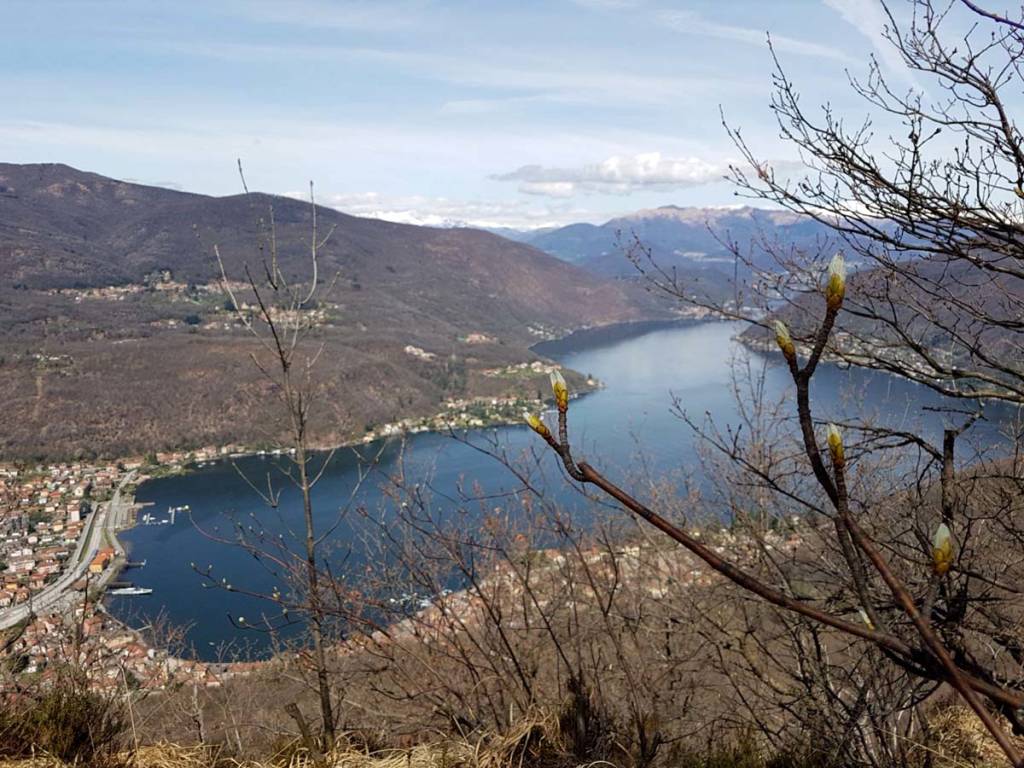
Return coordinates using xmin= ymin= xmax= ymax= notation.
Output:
xmin=738 ymin=243 xmax=1024 ymax=410
xmin=0 ymin=164 xmax=670 ymax=459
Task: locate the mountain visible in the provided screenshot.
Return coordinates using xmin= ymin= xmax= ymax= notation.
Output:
xmin=0 ymin=164 xmax=670 ymax=459
xmin=524 ymin=205 xmax=840 ymax=279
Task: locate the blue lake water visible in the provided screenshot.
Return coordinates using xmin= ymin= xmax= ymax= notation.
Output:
xmin=106 ymin=322 xmax=1010 ymax=658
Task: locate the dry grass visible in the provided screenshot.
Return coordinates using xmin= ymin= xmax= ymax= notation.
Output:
xmin=901 ymin=705 xmax=1023 ymax=768
xmin=0 ymin=711 xmax=616 ymax=768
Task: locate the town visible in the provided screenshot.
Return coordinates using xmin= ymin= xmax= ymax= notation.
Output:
xmin=0 ymin=379 xmax=588 ymax=693
xmin=0 ymin=461 xmax=120 ymax=610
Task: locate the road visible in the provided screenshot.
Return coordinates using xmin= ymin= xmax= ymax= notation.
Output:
xmin=0 ymin=471 xmax=136 ymax=631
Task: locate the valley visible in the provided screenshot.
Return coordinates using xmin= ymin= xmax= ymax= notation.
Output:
xmin=0 ymin=163 xmax=675 ymax=460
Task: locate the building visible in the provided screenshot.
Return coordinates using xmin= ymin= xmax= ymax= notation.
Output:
xmin=88 ymin=547 xmax=115 ymax=574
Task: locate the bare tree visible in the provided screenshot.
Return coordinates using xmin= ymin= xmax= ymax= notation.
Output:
xmin=526 ymin=3 xmax=1024 ymax=764
xmin=205 ymin=168 xmax=343 ymax=750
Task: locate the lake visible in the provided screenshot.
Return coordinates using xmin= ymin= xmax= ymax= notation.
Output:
xmin=106 ymin=321 xmax=1007 ymax=658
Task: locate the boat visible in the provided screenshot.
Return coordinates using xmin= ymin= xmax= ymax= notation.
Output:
xmin=108 ymin=587 xmax=153 ymax=596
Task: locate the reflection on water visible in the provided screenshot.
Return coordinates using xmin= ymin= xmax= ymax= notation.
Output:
xmin=108 ymin=322 xmax=1013 ymax=658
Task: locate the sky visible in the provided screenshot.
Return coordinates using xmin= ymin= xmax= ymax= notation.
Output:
xmin=2 ymin=0 xmax=921 ymax=229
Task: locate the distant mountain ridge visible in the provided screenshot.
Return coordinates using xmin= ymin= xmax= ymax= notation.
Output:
xmin=0 ymin=163 xmax=669 ymax=459
xmin=521 ymin=205 xmax=839 ymax=279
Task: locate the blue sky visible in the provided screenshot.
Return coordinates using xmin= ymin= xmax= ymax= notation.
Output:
xmin=2 ymin=0 xmax=916 ymax=228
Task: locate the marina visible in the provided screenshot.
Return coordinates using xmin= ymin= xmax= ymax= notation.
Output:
xmin=138 ymin=504 xmax=188 ymax=526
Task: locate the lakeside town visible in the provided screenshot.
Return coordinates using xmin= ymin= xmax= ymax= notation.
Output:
xmin=0 ymin=315 xmax=731 ymax=697
xmin=0 ymin=308 xmax=754 ymax=695
xmin=0 ymin=462 xmax=118 ymax=610
xmin=0 ymin=368 xmax=598 ymax=692
xmin=0 ymin=355 xmax=594 ymax=608
xmin=0 ymin=451 xmax=272 ymax=691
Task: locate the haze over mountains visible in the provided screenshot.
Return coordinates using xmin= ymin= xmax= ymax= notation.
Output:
xmin=0 ymin=163 xmax=670 ymax=459
xmin=519 ymin=205 xmax=839 ymax=277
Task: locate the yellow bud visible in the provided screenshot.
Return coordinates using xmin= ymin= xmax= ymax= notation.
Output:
xmin=932 ymin=523 xmax=954 ymax=575
xmin=524 ymin=412 xmax=551 ymax=439
xmin=826 ymin=423 xmax=844 ymax=466
xmin=857 ymin=608 xmax=875 ymax=631
xmin=550 ymin=369 xmax=569 ymax=411
xmin=1015 ymin=183 xmax=1024 ymax=199
xmin=826 ymin=253 xmax=846 ymax=310
xmin=773 ymin=320 xmax=795 ymax=360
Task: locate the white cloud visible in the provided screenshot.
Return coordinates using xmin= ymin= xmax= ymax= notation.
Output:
xmin=660 ymin=11 xmax=858 ymax=64
xmin=823 ymin=0 xmax=920 ymax=87
xmin=145 ymin=41 xmax=748 ymax=108
xmin=303 ymin=190 xmax=593 ymax=230
xmin=519 ymin=182 xmax=577 ymax=198
xmin=493 ymin=152 xmax=730 ymax=196
xmin=0 ymin=117 xmax=647 ymax=183
xmin=219 ymin=0 xmax=429 ymax=30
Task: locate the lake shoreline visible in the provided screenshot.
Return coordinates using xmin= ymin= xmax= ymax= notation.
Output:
xmin=99 ymin=317 xmax=688 ymax=610
xmin=530 ymin=316 xmax=710 ymax=358
xmin=123 ymin=317 xmax=704 ymax=485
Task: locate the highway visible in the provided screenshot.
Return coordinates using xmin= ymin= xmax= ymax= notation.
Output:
xmin=0 ymin=471 xmax=136 ymax=631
